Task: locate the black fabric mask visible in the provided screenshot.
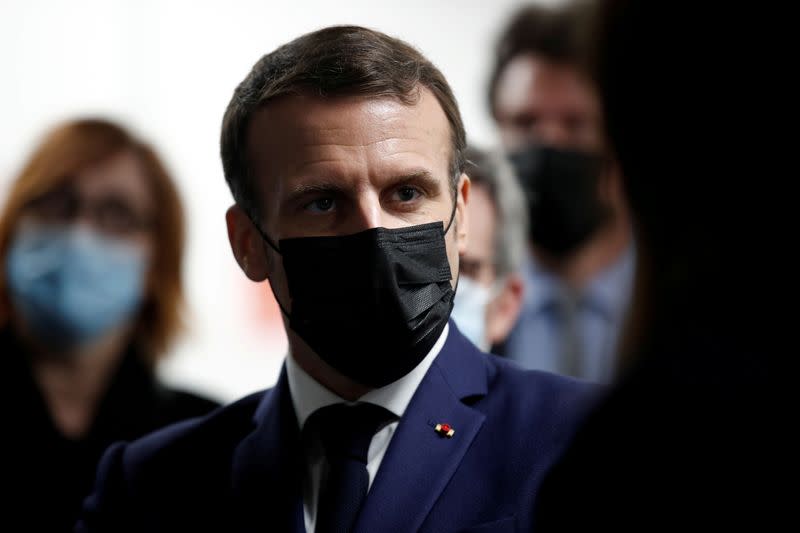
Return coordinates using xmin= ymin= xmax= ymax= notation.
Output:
xmin=509 ymin=144 xmax=611 ymax=257
xmin=253 ymin=208 xmax=457 ymax=388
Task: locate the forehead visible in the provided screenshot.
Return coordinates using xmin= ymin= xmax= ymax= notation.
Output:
xmin=495 ymin=53 xmax=599 ymax=116
xmin=70 ymin=150 xmax=153 ymax=207
xmin=246 ymin=88 xmax=453 ymax=202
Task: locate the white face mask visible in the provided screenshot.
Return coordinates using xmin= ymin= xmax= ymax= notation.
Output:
xmin=451 ymin=275 xmax=493 ymax=351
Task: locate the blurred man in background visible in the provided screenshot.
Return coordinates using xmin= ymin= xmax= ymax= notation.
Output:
xmin=451 ymin=145 xmax=527 ymax=353
xmin=488 ymin=1 xmax=635 ymax=382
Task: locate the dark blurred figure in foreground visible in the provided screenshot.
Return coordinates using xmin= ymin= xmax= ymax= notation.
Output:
xmin=0 ymin=119 xmax=219 ymax=531
xmin=489 ymin=2 xmax=635 ymax=382
xmin=450 ymin=146 xmax=527 ymax=352
xmin=534 ymin=1 xmax=781 ymax=529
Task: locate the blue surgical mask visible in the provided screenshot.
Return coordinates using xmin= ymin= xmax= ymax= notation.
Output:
xmin=5 ymin=224 xmax=146 ymax=348
xmin=451 ymin=275 xmax=493 ymax=351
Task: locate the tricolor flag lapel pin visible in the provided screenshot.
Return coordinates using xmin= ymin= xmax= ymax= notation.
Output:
xmin=434 ymin=422 xmax=455 ymax=438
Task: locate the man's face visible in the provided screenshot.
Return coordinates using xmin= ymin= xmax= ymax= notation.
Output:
xmin=232 ymin=86 xmax=469 ymax=328
xmin=454 ymin=182 xmax=525 ymax=348
xmin=493 ymin=53 xmax=603 ymax=152
xmin=460 ymin=184 xmax=496 ymax=288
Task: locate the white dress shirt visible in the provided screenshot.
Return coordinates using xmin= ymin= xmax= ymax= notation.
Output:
xmin=285 ymin=323 xmax=449 ymax=533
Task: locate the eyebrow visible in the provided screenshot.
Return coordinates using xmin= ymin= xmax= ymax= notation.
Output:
xmin=383 ymin=169 xmax=443 ymax=194
xmin=284 ymin=168 xmax=444 ymax=204
xmin=285 ymin=180 xmax=350 ymax=204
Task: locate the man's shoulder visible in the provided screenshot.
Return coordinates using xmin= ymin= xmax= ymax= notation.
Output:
xmin=479 ymin=353 xmax=604 ymax=426
xmin=78 ymin=390 xmax=273 ymax=531
xmin=486 ymin=353 xmax=599 ymax=392
xmin=439 ymin=322 xmax=602 ymax=420
xmin=120 ymin=389 xmax=265 ymax=477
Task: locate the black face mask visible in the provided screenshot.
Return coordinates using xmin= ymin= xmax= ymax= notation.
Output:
xmin=252 ymin=207 xmax=457 ymax=388
xmin=509 ymin=144 xmax=611 ymax=257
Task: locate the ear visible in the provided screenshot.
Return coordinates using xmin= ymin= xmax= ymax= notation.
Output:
xmin=455 ymin=173 xmax=470 ymax=255
xmin=486 ymin=272 xmax=525 ymax=345
xmin=225 ymin=204 xmax=270 ymax=282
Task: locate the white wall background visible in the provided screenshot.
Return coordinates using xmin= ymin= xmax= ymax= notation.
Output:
xmin=0 ymin=0 xmax=560 ymax=403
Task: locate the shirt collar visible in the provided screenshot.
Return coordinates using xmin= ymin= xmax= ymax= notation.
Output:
xmin=583 ymin=243 xmax=636 ymax=317
xmin=286 ymin=323 xmax=449 ymax=430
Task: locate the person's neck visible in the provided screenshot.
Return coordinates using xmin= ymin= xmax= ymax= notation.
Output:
xmin=533 ymin=210 xmax=632 ymax=290
xmin=287 ymin=332 xmax=372 ymax=401
xmin=26 ymin=324 xmax=133 ymax=440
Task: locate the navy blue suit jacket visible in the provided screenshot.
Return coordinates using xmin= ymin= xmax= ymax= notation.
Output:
xmin=77 ymin=323 xmax=598 ymax=532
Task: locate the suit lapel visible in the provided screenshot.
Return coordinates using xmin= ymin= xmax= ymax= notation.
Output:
xmin=354 ymin=322 xmax=489 ymax=533
xmin=230 ymin=366 xmax=306 ymax=533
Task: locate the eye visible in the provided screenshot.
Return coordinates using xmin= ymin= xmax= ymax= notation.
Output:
xmin=512 ymin=112 xmax=539 ymax=131
xmin=564 ymin=114 xmax=590 ymax=135
xmin=305 ymin=197 xmax=336 ymax=213
xmin=27 ymin=185 xmax=75 ymax=220
xmin=95 ymin=200 xmax=143 ymax=235
xmin=395 ymin=186 xmax=421 ymax=203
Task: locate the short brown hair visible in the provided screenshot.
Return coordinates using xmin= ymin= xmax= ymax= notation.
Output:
xmin=463 ymin=146 xmax=527 ymax=279
xmin=488 ymin=2 xmax=592 ymax=118
xmin=0 ymin=119 xmax=186 ymax=364
xmin=220 ymin=25 xmax=467 ymax=218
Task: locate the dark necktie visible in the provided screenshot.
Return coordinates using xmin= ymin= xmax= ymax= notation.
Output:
xmin=555 ymin=289 xmax=583 ymax=378
xmin=307 ymin=402 xmax=397 ymax=533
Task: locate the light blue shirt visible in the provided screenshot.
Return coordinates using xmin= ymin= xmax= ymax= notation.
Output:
xmin=504 ymin=245 xmax=635 ymax=383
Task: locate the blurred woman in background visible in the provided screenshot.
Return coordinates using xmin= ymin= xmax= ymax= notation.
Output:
xmin=0 ymin=118 xmax=219 ymax=531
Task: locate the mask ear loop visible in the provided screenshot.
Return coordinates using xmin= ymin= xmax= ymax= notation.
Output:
xmin=443 ymin=187 xmax=461 ymax=297
xmin=246 ymin=213 xmax=292 ymax=318
xmin=443 ymin=189 xmax=459 ymax=235
xmin=452 ymin=270 xmax=461 ymax=301
xmin=251 ymin=218 xmax=282 ymax=255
